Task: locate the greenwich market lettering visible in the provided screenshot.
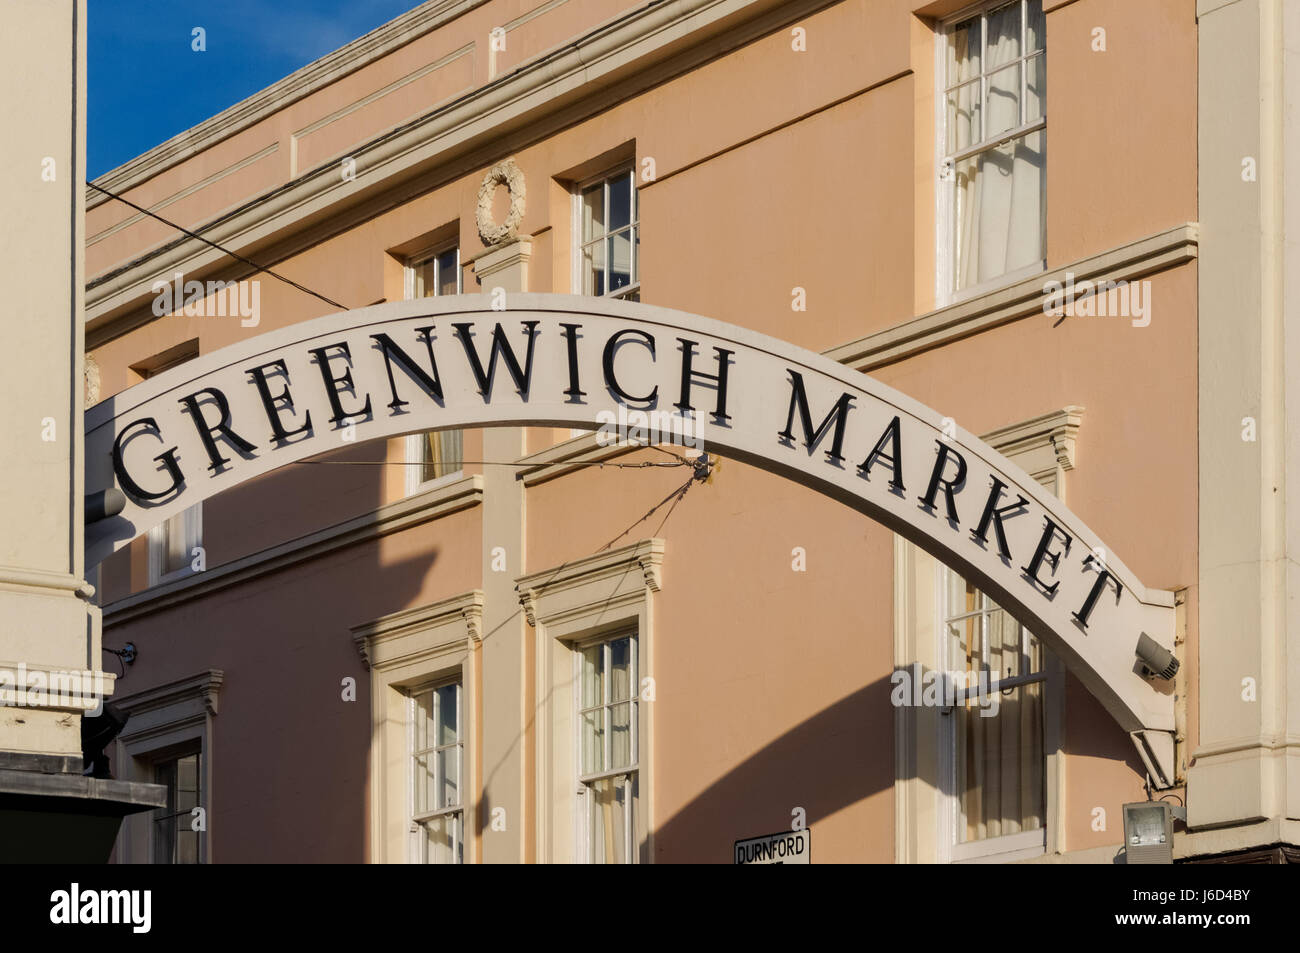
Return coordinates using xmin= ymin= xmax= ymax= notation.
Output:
xmin=85 ymin=296 xmax=1176 ymax=743
xmin=111 ymin=318 xmax=1114 ymax=632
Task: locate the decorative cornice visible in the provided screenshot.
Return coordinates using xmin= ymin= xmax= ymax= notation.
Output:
xmin=637 ymin=551 xmax=664 ymax=592
xmin=350 ymin=589 xmax=484 ymax=671
xmin=105 ymin=474 xmax=483 ymax=626
xmin=982 ymin=406 xmax=1085 ymax=473
xmin=514 ymin=538 xmax=665 ymax=626
xmin=111 ymin=669 xmax=225 ymax=719
xmin=519 ymin=589 xmax=539 ymax=627
xmin=823 ymin=224 xmax=1198 ymax=373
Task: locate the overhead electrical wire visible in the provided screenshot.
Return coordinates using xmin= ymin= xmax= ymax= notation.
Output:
xmin=87 ymin=180 xmax=351 ymax=311
xmin=90 ymin=179 xmax=718 ymax=591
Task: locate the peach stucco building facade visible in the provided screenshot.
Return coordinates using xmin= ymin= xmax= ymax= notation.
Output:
xmin=79 ymin=0 xmax=1299 ymax=864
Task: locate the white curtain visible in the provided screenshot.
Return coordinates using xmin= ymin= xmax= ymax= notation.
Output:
xmin=954 ymin=4 xmax=1045 ymax=292
xmin=948 ymin=575 xmax=1045 ymax=844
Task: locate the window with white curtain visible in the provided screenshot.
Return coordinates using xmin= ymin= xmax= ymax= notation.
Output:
xmin=940 ymin=0 xmax=1046 ymax=298
xmin=411 ymin=680 xmax=463 ymax=864
xmin=941 ymin=568 xmax=1046 ymax=861
xmin=577 ymin=630 xmax=638 ymax=863
xmin=405 ymin=243 xmax=463 ymax=492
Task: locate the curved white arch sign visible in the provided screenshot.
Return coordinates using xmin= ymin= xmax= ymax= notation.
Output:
xmin=85 ymin=294 xmax=1175 ymax=743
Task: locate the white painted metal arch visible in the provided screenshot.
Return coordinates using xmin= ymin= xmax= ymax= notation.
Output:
xmin=85 ymin=294 xmax=1175 ymax=748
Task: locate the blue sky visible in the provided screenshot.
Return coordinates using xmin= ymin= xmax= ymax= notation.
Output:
xmin=88 ymin=0 xmax=424 ymax=179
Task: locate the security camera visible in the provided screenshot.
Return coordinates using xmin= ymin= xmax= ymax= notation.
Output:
xmin=1135 ymin=632 xmax=1178 ymax=680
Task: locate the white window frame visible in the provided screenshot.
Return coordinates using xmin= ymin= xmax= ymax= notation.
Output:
xmin=404 ymin=241 xmax=464 ymax=494
xmin=111 ymin=670 xmax=222 ymax=865
xmin=151 ymin=744 xmax=204 ymax=864
xmin=934 ymin=0 xmax=1047 ymax=307
xmin=893 ymin=408 xmax=1079 ymax=864
xmin=404 ymin=242 xmax=462 ymax=300
xmin=937 ymin=568 xmax=1048 ymax=864
xmin=408 ymin=675 xmax=465 ymax=864
xmin=518 ymin=538 xmax=662 ymax=864
xmin=352 ymin=590 xmax=482 ymax=864
xmin=147 ymin=503 xmax=203 ymax=586
xmin=571 ymin=164 xmax=640 ymax=301
xmin=573 ymin=628 xmax=639 ymax=864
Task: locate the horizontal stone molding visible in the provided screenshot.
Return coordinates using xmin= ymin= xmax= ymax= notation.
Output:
xmin=0 ymin=565 xmax=92 ymax=596
xmin=112 ymin=669 xmax=225 ymax=721
xmin=103 ymin=474 xmax=483 ymax=626
xmin=351 ymin=588 xmax=484 ymax=670
xmin=85 ymin=0 xmax=835 ymax=338
xmin=517 ymin=538 xmax=665 ymax=630
xmin=825 ymin=223 xmax=1199 ymax=372
xmin=88 ymin=143 xmax=280 ymax=247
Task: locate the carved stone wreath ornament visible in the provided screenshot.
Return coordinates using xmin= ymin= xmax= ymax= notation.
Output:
xmin=475 ymin=158 xmax=526 ymax=246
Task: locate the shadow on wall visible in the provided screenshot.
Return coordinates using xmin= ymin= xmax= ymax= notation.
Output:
xmin=102 ymin=433 xmax=447 ymax=864
xmin=652 ymin=667 xmax=1137 ymax=863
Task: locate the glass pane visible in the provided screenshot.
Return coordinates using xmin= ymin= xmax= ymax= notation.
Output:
xmin=582 ymin=241 xmax=606 ymax=296
xmin=985 ymin=62 xmax=1022 ymax=139
xmin=945 ymin=570 xmax=1046 ymax=846
xmin=423 ymin=813 xmax=462 ymax=864
xmin=988 ymin=609 xmax=1017 ymax=684
xmin=581 ymin=710 xmax=604 ymax=776
xmin=947 ymin=16 xmax=981 ymax=86
xmin=608 ymin=173 xmax=633 ymax=231
xmin=163 ymin=511 xmax=189 ymax=575
xmin=1027 ymin=0 xmax=1045 ymax=52
xmin=946 ymin=80 xmax=981 ymax=154
xmin=154 ymin=758 xmax=176 ymax=793
xmin=985 ymin=2 xmax=1022 ymax=69
xmin=437 ymin=746 xmax=459 ymax=809
xmin=952 ymin=130 xmax=1045 ymax=291
xmin=177 ymin=754 xmax=199 ymax=813
xmin=956 ymin=680 xmax=1044 ymax=843
xmin=608 ymin=232 xmax=633 ymax=293
xmin=609 ymin=637 xmax=633 ymax=701
xmin=436 ymin=249 xmax=459 ymax=296
xmin=438 ymin=429 xmax=463 ymax=478
xmin=609 ymin=701 xmax=634 ymax=769
xmin=587 ymin=776 xmax=632 ymax=864
xmin=1026 ymin=628 xmax=1044 ymax=675
xmin=1025 ymin=51 xmax=1045 ymax=122
xmin=414 ymin=690 xmax=434 ymax=751
xmin=414 ymin=259 xmax=437 ymax=298
xmin=419 ymin=432 xmax=441 ymax=484
xmin=175 ymin=827 xmax=199 ymax=864
xmin=418 ymin=430 xmax=462 ymax=483
xmin=581 ymin=644 xmax=604 ymax=709
xmin=153 ymin=817 xmax=175 ymax=865
xmin=435 ymin=684 xmax=459 ymax=746
xmin=413 ymin=752 xmax=435 ymax=814
xmin=581 ymin=183 xmax=604 ymax=242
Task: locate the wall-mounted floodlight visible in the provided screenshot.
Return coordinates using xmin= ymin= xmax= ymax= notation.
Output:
xmin=1122 ymin=801 xmax=1184 ymax=864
